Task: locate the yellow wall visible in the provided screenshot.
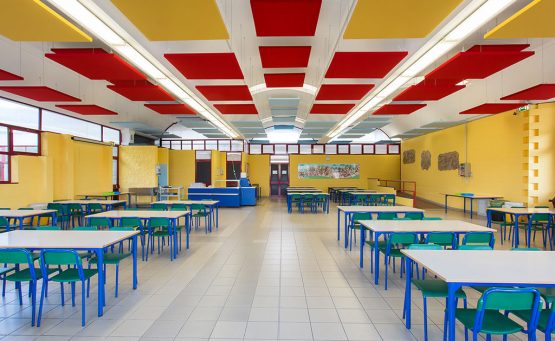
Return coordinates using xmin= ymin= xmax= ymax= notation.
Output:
xmin=119 ymin=145 xmax=158 ymax=191
xmin=529 ymin=103 xmax=555 ymax=205
xmin=41 ymin=133 xmax=74 ymax=200
xmin=247 ymin=154 xmax=270 ymax=196
xmin=73 ymin=141 xmax=112 ymax=196
xmin=168 ymin=150 xmax=195 ymax=197
xmin=211 ymin=150 xmax=226 ymax=186
xmin=401 ymin=109 xmax=528 ymax=208
xmin=0 ymin=156 xmax=52 ymax=209
xmin=289 ymin=154 xmax=401 ymax=192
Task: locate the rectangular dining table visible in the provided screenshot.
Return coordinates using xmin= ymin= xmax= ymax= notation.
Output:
xmin=0 ymin=230 xmax=139 ymax=317
xmin=0 ymin=209 xmax=57 ymax=230
xmin=152 ymin=200 xmax=219 ymax=231
xmin=486 ymin=207 xmax=555 ymax=247
xmin=402 ymin=250 xmax=555 ymax=341
xmin=55 ymin=200 xmax=127 ymax=212
xmin=444 ymin=193 xmax=502 ymax=218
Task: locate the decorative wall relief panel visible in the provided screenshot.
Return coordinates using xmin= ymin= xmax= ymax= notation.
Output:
xmin=421 ymin=150 xmax=431 ymax=170
xmin=438 ymin=151 xmax=459 ymax=171
xmin=402 ymin=149 xmax=415 ymax=164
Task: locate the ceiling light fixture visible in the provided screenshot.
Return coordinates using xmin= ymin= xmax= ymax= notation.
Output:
xmin=249 ymin=83 xmax=317 ymax=96
xmin=266 ymin=128 xmax=301 ymax=144
xmin=326 ymin=0 xmax=518 ymax=140
xmin=43 ymin=0 xmax=239 ymax=139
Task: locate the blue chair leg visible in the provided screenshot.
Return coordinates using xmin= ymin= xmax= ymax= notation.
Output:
xmin=385 ymin=254 xmax=389 ymax=290
xmin=81 ymin=280 xmax=86 ymax=326
xmin=115 ymin=264 xmax=119 ymax=298
xmin=37 ymin=279 xmax=47 ymax=327
xmin=60 ymin=282 xmax=65 ymax=306
xmin=71 ymin=282 xmax=76 ymax=307
xmin=423 ymin=297 xmax=428 ymax=341
xmin=17 ymin=281 xmax=22 ymax=305
xmin=30 ymin=281 xmax=36 ymax=326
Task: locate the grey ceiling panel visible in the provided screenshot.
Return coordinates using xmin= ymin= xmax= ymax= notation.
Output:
xmin=268 ymin=97 xmax=300 ymax=108
xmin=271 ymin=108 xmax=297 ymax=116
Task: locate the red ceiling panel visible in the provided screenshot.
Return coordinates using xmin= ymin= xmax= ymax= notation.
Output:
xmin=214 ymin=104 xmax=258 ymax=115
xmin=56 ymin=105 xmax=117 ymax=115
xmin=393 ymin=80 xmax=465 ymax=101
xmin=250 ymin=0 xmax=322 ymax=37
xmin=259 ymin=46 xmax=311 ymax=68
xmin=459 ymin=103 xmax=523 ymax=115
xmin=196 ymin=85 xmax=252 ymax=101
xmin=325 ymin=52 xmax=408 ymax=78
xmin=426 ymin=50 xmax=534 ymax=82
xmin=165 ymin=53 xmax=244 ymax=79
xmin=467 ymin=44 xmax=529 ymax=52
xmin=107 ymin=82 xmax=173 ymax=101
xmin=372 ymin=103 xmax=426 ymax=115
xmin=145 ymin=103 xmax=196 ymax=115
xmin=46 ymin=48 xmax=146 ymax=81
xmin=316 ymin=84 xmax=374 ymax=100
xmin=264 ymin=73 xmax=305 ymax=87
xmin=0 ymin=69 xmax=23 ymax=81
xmin=310 ymin=104 xmax=355 ymax=114
xmin=0 ymin=86 xmax=80 ymax=102
xmin=501 ymin=84 xmax=555 ymax=101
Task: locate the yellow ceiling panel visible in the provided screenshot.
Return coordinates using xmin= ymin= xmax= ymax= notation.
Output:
xmin=485 ymin=0 xmax=555 ymax=39
xmin=111 ymin=0 xmax=229 ymax=41
xmin=0 ymin=0 xmax=91 ymax=42
xmin=344 ymin=0 xmax=463 ymax=39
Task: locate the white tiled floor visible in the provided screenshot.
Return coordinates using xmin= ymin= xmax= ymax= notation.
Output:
xmin=0 ymin=198 xmax=549 ymax=340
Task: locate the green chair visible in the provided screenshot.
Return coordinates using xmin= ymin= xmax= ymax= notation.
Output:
xmin=403 ymin=212 xmax=424 ymax=220
xmin=68 ymin=203 xmax=84 ymax=228
xmin=86 ymin=217 xmax=112 ymax=230
xmin=47 ymin=203 xmax=69 ymax=229
xmin=148 ymin=217 xmax=175 ymax=261
xmin=38 ymin=250 xmax=98 ymax=327
xmin=0 ymin=216 xmax=15 ymax=233
xmin=422 ymin=217 xmax=442 ymax=220
xmin=377 ymin=212 xmax=398 ymax=220
xmin=301 ymin=194 xmax=315 ymax=213
xmin=458 ymin=245 xmax=493 ymax=250
xmin=150 ymin=203 xmax=167 ymax=211
xmin=348 ymin=213 xmax=372 ymax=251
xmin=379 ymin=232 xmax=418 ymax=290
xmin=190 ymin=204 xmax=209 ymax=232
xmin=489 ymin=209 xmax=514 ymax=246
xmin=88 ymin=203 xmax=103 ymax=214
xmin=383 ymin=194 xmax=396 ymax=206
xmin=352 ymin=193 xmax=367 ymax=206
xmin=120 ymin=217 xmax=146 ymax=260
xmin=455 ymin=287 xmax=541 ymax=341
xmin=170 ymin=206 xmax=188 ymax=251
xmin=73 ymin=226 xmax=98 ymax=231
xmin=290 ymin=194 xmax=302 ymax=213
xmin=511 ymin=297 xmax=554 ymax=341
xmin=35 ymin=226 xmax=61 ymax=231
xmin=314 ymin=194 xmax=327 ymax=212
xmin=528 ymin=208 xmax=551 ymax=248
xmin=404 ymin=243 xmax=467 ymax=341
xmin=425 ymin=232 xmax=455 ymax=249
xmin=460 ymin=232 xmax=495 ymax=248
xmin=17 ymin=208 xmax=36 ymax=229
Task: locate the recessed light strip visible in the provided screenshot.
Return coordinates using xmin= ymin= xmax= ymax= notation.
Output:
xmin=43 ymin=0 xmax=239 ymax=139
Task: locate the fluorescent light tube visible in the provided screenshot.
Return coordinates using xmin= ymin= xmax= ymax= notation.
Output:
xmin=114 ymin=45 xmax=166 ymax=79
xmin=158 ymin=78 xmax=191 ymax=101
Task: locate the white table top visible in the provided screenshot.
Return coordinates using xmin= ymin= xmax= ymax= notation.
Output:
xmin=487 ymin=207 xmax=555 ymax=215
xmin=188 ymin=193 xmax=238 ymax=196
xmin=338 ymin=206 xmax=424 ymax=213
xmin=402 ymin=250 xmax=555 ymax=285
xmin=287 ymin=193 xmax=329 ymax=196
xmin=338 ymin=189 xmax=366 ymax=193
xmin=444 ymin=193 xmax=502 ymax=199
xmin=0 ymin=210 xmax=56 ymax=218
xmin=286 ymin=189 xmax=321 ymax=192
xmin=153 ymin=200 xmax=219 ymax=205
xmin=0 ymin=230 xmax=139 ymax=249
xmin=55 ymin=200 xmax=126 ymax=205
xmin=79 ymin=192 xmax=130 ymax=197
xmin=86 ymin=210 xmax=189 ymax=219
xmin=359 ymin=220 xmax=495 ymax=233
xmin=349 ymin=192 xmax=389 ymax=195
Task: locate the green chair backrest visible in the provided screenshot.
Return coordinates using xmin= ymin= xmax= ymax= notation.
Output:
xmin=88 ymin=203 xmax=103 ymax=211
xmin=303 ymin=194 xmax=314 ymax=200
xmin=0 ymin=208 xmax=9 ymax=210
xmin=18 ymin=207 xmax=33 ymax=210
xmin=377 ymin=212 xmax=398 ymax=220
xmin=404 ymin=212 xmax=424 ymax=220
xmin=68 ymin=203 xmax=83 ymax=212
xmin=511 ymin=247 xmax=541 ymax=251
xmin=426 ymin=232 xmax=455 ymax=246
xmin=190 ymin=204 xmax=205 ymax=211
xmin=352 ymin=212 xmax=372 ymax=222
xmin=110 ymin=227 xmax=135 ymax=231
xmin=315 ymin=194 xmax=327 ymax=200
xmin=150 ymin=217 xmax=170 ymax=228
xmin=73 ymin=226 xmax=98 ymax=231
xmin=458 ymin=245 xmax=493 ymax=250
xmin=42 ymin=250 xmax=81 ymax=266
xmin=462 ymin=232 xmax=494 ymax=246
xmin=170 ymin=204 xmax=188 ymax=211
xmin=151 ymin=203 xmax=167 ymax=211
xmin=120 ymin=217 xmax=142 ymax=228
xmin=388 ymin=232 xmax=418 ymax=246
xmin=531 ymin=213 xmax=550 ymax=223
xmin=35 ymin=226 xmax=61 ymax=231
xmin=478 ymin=288 xmax=540 ymax=311
xmin=291 ymin=194 xmax=301 ymax=200
xmin=88 ymin=217 xmax=112 ymax=228
xmin=0 ymin=248 xmax=33 ymax=264
xmin=408 ymin=243 xmax=442 ymax=250
xmin=0 ymin=217 xmax=8 ymax=227
xmin=422 ymin=217 xmax=442 ymax=220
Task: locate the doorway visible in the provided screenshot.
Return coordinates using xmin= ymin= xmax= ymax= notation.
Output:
xmin=195 ymin=151 xmax=211 ymax=186
xmin=226 ymin=152 xmax=242 ymax=187
xmin=270 ymin=155 xmax=289 ymax=196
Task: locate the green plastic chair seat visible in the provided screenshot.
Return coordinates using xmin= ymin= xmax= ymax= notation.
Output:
xmin=6 ymin=268 xmax=57 ymax=282
xmin=412 ymin=279 xmax=466 ymax=298
xmin=512 ymin=309 xmax=554 ymax=333
xmin=455 ymin=309 xmax=524 ymax=335
xmin=49 ymin=268 xmax=98 ymax=282
xmin=89 ymin=252 xmax=131 ymax=265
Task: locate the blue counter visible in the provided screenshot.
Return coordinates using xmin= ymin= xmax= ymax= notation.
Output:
xmin=188 ymin=187 xmax=257 ymax=207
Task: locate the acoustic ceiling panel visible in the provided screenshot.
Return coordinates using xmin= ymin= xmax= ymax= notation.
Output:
xmin=250 ymin=0 xmax=322 ymax=37
xmin=196 ymin=85 xmax=252 ymax=101
xmin=264 ymin=73 xmax=305 ymax=87
xmin=0 ymin=0 xmax=91 ymax=42
xmin=459 ymin=103 xmax=523 ymax=115
xmin=310 ymin=104 xmax=355 ymax=114
xmin=107 ymin=82 xmax=174 ymax=101
xmin=325 ymin=52 xmax=408 ymax=78
xmin=344 ymin=0 xmax=463 ymax=39
xmin=426 ymin=49 xmax=534 ymax=82
xmin=111 ymin=0 xmax=228 ymax=40
xmin=485 ymin=0 xmax=555 ymax=39
xmin=214 ymin=104 xmax=258 ymax=114
xmin=268 ymin=97 xmax=300 ymax=108
xmin=0 ymin=86 xmax=80 ymax=102
xmin=467 ymin=44 xmax=529 ymax=52
xmin=0 ymin=68 xmax=23 ymax=81
xmin=165 ymin=53 xmax=244 ymax=79
xmin=316 ymin=84 xmax=374 ymax=100
xmin=46 ymin=48 xmax=146 ymax=81
xmin=56 ymin=105 xmax=117 ymax=115
xmin=393 ymin=80 xmax=465 ymax=101
xmin=259 ymin=46 xmax=311 ymax=68
xmin=145 ymin=103 xmax=196 ymax=115
xmin=372 ymin=103 xmax=426 ymax=115
xmin=500 ymin=84 xmax=555 ymax=101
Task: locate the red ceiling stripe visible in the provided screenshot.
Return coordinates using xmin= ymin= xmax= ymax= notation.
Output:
xmin=250 ymin=0 xmax=322 ymax=37
xmin=467 ymin=44 xmax=529 ymax=52
xmin=316 ymin=84 xmax=374 ymax=100
xmin=196 ymin=85 xmax=253 ymax=101
xmin=310 ymin=103 xmax=355 ymax=114
xmin=500 ymin=84 xmax=555 ymax=101
xmin=459 ymin=103 xmax=523 ymax=115
xmin=107 ymin=83 xmax=174 ymax=101
xmin=264 ymin=73 xmax=305 ymax=87
xmin=393 ymin=81 xmax=465 ymax=101
xmin=0 ymin=86 xmax=81 ymax=102
xmin=259 ymin=46 xmax=311 ymax=68
xmin=165 ymin=53 xmax=244 ymax=79
xmin=46 ymin=48 xmax=146 ymax=81
xmin=56 ymin=105 xmax=117 ymax=115
xmin=145 ymin=103 xmax=196 ymax=115
xmin=325 ymin=52 xmax=408 ymax=78
xmin=214 ymin=104 xmax=258 ymax=115
xmin=0 ymin=69 xmax=23 ymax=81
xmin=372 ymin=103 xmax=426 ymax=115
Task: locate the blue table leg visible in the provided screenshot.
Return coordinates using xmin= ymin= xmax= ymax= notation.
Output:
xmin=359 ymin=225 xmax=364 ymax=268
xmin=337 ymin=208 xmax=340 ymax=241
xmin=470 ymin=198 xmax=473 ymax=219
xmin=19 ymin=217 xmax=23 ymax=230
xmin=374 ymin=232 xmax=380 ymax=285
xmin=344 ymin=213 xmax=349 ymax=249
xmin=132 ymin=235 xmax=138 ymax=289
xmin=514 ymin=214 xmax=520 ymax=248
xmin=446 ymin=283 xmax=460 ymax=341
xmin=463 ymin=197 xmax=467 ymax=216
xmin=215 ymin=205 xmax=219 ymax=228
xmin=486 ymin=209 xmax=492 ymax=228
xmin=186 ymin=213 xmax=190 ymax=249
xmin=404 ymin=256 xmax=412 ymax=329
xmin=444 ymin=195 xmax=448 ymax=214
xmin=173 ymin=218 xmax=178 ymax=259
xmin=96 ymin=249 xmax=104 ymax=316
xmin=526 ymin=216 xmax=532 ymax=248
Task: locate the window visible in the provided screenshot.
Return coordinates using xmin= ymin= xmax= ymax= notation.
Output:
xmin=103 ymin=127 xmax=120 ymax=144
xmin=0 ymin=126 xmax=8 ymax=182
xmin=13 ymin=130 xmax=39 ymax=153
xmin=205 ymin=140 xmax=218 ymax=150
xmin=112 ymin=146 xmax=119 ymax=187
xmin=42 ymin=110 xmax=102 ymax=141
xmin=0 ymin=98 xmax=39 ymax=130
xmin=192 ymin=140 xmax=205 ymax=150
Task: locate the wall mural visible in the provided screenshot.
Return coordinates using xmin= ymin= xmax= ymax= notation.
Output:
xmin=298 ymin=164 xmax=360 ymax=179
xmin=402 ymin=149 xmax=415 ymax=164
xmin=421 ymin=150 xmax=431 ymax=170
xmin=438 ymin=151 xmax=459 ymax=171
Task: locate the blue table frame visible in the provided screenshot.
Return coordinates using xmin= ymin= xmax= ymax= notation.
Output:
xmin=152 ymin=201 xmax=219 ymax=233
xmin=486 ymin=207 xmax=554 ymax=248
xmin=286 ymin=193 xmax=329 ymax=214
xmin=444 ymin=194 xmax=502 ymax=219
xmin=2 ymin=210 xmax=58 ymax=231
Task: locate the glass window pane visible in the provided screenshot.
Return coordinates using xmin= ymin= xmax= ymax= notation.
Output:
xmin=299 ymin=145 xmax=311 ymax=154
xmin=182 ymin=141 xmax=192 ymax=150
xmin=274 ymin=144 xmax=287 ymax=154
xmin=375 ymin=144 xmax=387 ymax=154
xmin=388 ymin=144 xmax=400 ymax=154
xmin=42 ymin=110 xmax=101 ymax=140
xmin=112 ymin=159 xmax=118 ymax=185
xmin=325 ymin=144 xmax=337 ymax=154
xmin=0 ymin=98 xmax=39 ymax=129
xmin=337 ymin=145 xmax=349 ymax=154
xmin=0 ymin=126 xmax=7 ymax=152
xmin=103 ymin=127 xmax=120 ymax=144
xmin=192 ymin=140 xmax=204 ymax=150
xmin=287 ymin=144 xmax=299 ymax=154
xmin=312 ymin=145 xmax=324 ymax=154
xmin=249 ymin=144 xmax=261 ymax=154
xmin=13 ymin=130 xmax=38 ymax=153
xmin=0 ymin=154 xmax=8 ymax=182
xmin=161 ymin=141 xmax=171 ymax=149
xmin=231 ymin=140 xmax=243 ymax=151
xmin=205 ymin=140 xmax=218 ymax=150
xmin=112 ymin=146 xmax=119 ymax=157
xmin=363 ymin=145 xmax=374 ymax=154
xmin=218 ymin=140 xmax=230 ymax=151
xmin=196 ymin=150 xmax=211 ymax=160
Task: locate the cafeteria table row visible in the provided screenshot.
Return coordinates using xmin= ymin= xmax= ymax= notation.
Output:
xmin=286 ymin=192 xmax=330 ymax=213
xmin=486 ymin=207 xmax=555 ymax=248
xmin=328 ymin=187 xmax=359 ymax=202
xmin=152 ymin=200 xmax=219 ymax=232
xmin=444 ymin=193 xmax=502 ymax=219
